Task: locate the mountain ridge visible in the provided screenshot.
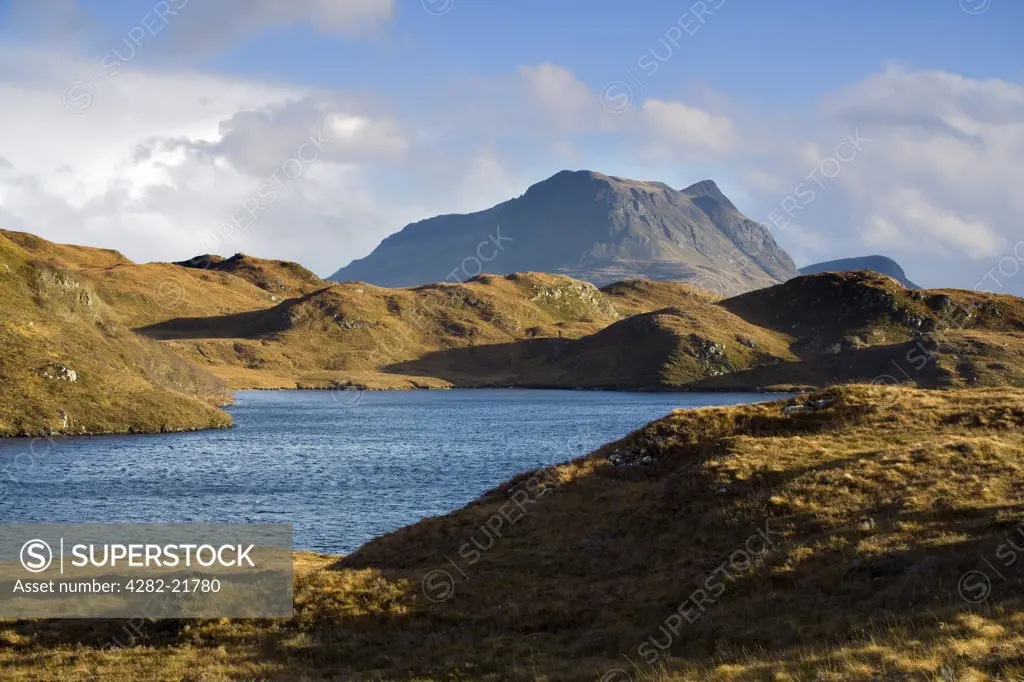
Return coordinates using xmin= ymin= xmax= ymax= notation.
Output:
xmin=330 ymin=170 xmax=799 ymax=295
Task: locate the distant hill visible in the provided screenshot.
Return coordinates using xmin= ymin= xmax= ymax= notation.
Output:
xmin=175 ymin=253 xmax=327 ymax=296
xmin=800 ymin=255 xmax=919 ymax=289
xmin=4 ymin=228 xmax=1023 ymax=435
xmin=330 ymin=170 xmax=799 ymax=296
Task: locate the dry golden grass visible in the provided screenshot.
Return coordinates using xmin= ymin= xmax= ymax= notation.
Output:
xmin=4 ymin=226 xmax=1024 ymax=435
xmin=175 ymin=253 xmax=327 ymax=297
xmin=8 ymin=229 xmax=1024 ymax=398
xmin=0 ymin=232 xmax=231 ymax=437
xmin=4 ymin=385 xmax=1024 ymax=680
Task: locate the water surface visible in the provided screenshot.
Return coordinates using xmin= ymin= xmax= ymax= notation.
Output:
xmin=0 ymin=390 xmax=781 ymax=554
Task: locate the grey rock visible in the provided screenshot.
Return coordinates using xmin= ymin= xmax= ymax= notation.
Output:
xmin=41 ymin=364 xmax=78 ymax=382
xmin=330 ymin=171 xmax=798 ymax=295
xmin=784 ymin=397 xmax=836 ymax=416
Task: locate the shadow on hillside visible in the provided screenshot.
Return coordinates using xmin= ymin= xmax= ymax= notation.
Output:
xmin=380 ymin=337 xmax=584 ymax=387
xmin=134 ymin=292 xmax=322 ymax=340
xmin=6 ymin=437 xmax=1024 ymax=679
xmin=381 ymin=336 xmax=950 ymax=391
xmin=688 ymin=339 xmax=949 ymax=390
xmin=322 ymin=417 xmax=1024 ymax=670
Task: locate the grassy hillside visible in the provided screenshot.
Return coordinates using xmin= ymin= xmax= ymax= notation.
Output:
xmin=387 ymin=295 xmax=798 ymax=389
xmin=0 ymin=232 xmax=232 ymax=436
xmin=175 ymin=253 xmax=328 ymax=297
xmin=711 ymin=272 xmax=1024 ymax=390
xmin=5 ymin=385 xmax=1024 ymax=680
xmin=3 ymin=230 xmax=1023 ymax=431
xmin=139 ymin=272 xmax=650 ymax=390
xmin=383 ymin=272 xmax=1024 ymax=391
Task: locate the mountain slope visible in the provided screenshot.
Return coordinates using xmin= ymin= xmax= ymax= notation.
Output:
xmin=382 ymin=271 xmax=1024 ymax=392
xmin=138 ymin=272 xmax=662 ymax=390
xmin=800 ymin=255 xmax=920 ymax=289
xmin=0 ymin=231 xmax=232 ymax=437
xmin=330 ymin=171 xmax=799 ymax=295
xmin=5 ymin=229 xmax=1023 ymax=413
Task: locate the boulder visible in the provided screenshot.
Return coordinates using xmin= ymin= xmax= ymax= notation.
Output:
xmin=40 ymin=364 xmax=78 ymax=382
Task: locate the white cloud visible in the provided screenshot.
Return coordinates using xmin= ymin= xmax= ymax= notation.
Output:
xmin=737 ymin=66 xmax=1024 ymax=294
xmin=0 ymin=47 xmax=533 ymax=276
xmin=3 ymin=38 xmax=1021 ymax=297
xmin=858 ymin=189 xmax=1004 ymax=260
xmin=518 ymin=63 xmax=603 ymax=134
xmin=162 ymin=96 xmax=411 ymax=179
xmin=640 ymin=99 xmax=738 ymax=157
xmin=824 ymin=67 xmax=1024 ymax=289
xmin=158 ymin=0 xmax=396 ymax=53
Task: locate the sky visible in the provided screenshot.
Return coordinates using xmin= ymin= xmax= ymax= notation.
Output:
xmin=0 ymin=0 xmax=1022 ymax=293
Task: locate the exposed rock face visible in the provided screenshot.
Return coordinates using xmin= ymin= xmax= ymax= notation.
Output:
xmin=799 ymin=255 xmax=920 ymax=289
xmin=40 ymin=364 xmax=78 ymax=382
xmin=686 ymin=334 xmax=732 ymax=376
xmin=330 ymin=170 xmax=799 ymax=295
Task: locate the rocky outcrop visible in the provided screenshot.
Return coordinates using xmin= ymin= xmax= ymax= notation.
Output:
xmin=40 ymin=363 xmax=78 ymax=382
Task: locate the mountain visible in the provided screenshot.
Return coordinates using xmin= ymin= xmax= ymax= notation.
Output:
xmin=329 ymin=170 xmax=799 ymax=296
xmin=800 ymin=255 xmax=920 ymax=289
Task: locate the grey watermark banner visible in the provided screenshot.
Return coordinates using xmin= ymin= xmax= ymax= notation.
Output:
xmin=0 ymin=524 xmax=292 ymax=618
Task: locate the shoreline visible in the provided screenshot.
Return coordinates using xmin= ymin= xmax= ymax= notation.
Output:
xmin=0 ymin=383 xmax=802 ymax=441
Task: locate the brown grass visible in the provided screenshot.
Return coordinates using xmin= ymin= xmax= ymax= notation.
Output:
xmin=4 ymin=227 xmax=1024 ymax=433
xmin=5 ymin=227 xmax=1024 ymax=435
xmin=0 ymin=232 xmax=231 ymax=436
xmin=4 ymin=385 xmax=1024 ymax=680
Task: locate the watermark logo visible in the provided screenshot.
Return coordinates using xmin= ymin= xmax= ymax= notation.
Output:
xmin=600 ymin=669 xmax=634 ymax=682
xmin=442 ymin=226 xmax=514 ymax=283
xmin=214 ymin=116 xmax=334 ymax=250
xmin=960 ymin=0 xmax=992 ymax=14
xmin=422 ymin=0 xmax=455 ymax=15
xmin=958 ymin=569 xmax=991 ymax=603
xmin=20 ymin=540 xmax=53 ymax=573
xmin=421 ymin=569 xmax=456 ymax=603
xmin=597 ymin=0 xmax=727 ymax=114
xmin=153 ymin=277 xmax=187 ymax=311
xmin=601 ymin=520 xmax=780 ymax=679
xmin=2 ymin=524 xmax=293 ymax=619
xmin=957 ymin=521 xmax=1024 ymax=604
xmin=62 ymin=81 xmax=97 ymax=115
xmin=61 ymin=0 xmax=189 ymax=115
xmin=600 ymin=81 xmax=634 ymax=115
xmin=762 ymin=128 xmax=872 ymax=233
xmin=419 ymin=470 xmax=559 ymax=603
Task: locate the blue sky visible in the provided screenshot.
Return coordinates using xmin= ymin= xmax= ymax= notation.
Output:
xmin=0 ymin=0 xmax=1022 ymax=293
xmin=30 ymin=0 xmax=1019 ymax=100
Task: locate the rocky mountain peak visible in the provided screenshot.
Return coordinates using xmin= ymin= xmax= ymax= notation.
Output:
xmin=330 ymin=171 xmax=799 ymax=295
